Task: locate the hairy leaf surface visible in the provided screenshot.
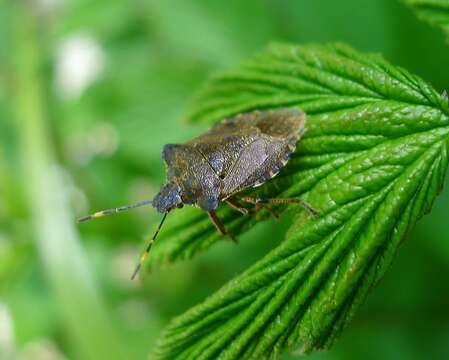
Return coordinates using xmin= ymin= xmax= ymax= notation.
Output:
xmin=151 ymin=43 xmax=449 ymax=359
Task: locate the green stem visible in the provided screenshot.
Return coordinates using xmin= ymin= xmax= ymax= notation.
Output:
xmin=12 ymin=5 xmax=125 ymax=360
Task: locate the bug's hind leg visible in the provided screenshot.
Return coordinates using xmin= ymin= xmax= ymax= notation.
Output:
xmin=238 ymin=196 xmax=319 ymax=217
xmin=208 ymin=210 xmax=238 ymax=243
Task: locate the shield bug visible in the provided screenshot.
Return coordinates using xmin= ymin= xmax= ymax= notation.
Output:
xmin=79 ymin=108 xmax=317 ymax=279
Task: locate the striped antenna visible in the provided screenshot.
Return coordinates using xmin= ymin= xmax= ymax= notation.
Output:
xmin=131 ymin=212 xmax=168 ymax=280
xmin=78 ymin=200 xmax=153 ymax=223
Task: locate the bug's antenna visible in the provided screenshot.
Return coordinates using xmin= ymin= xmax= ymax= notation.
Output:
xmin=78 ymin=200 xmax=153 ymax=223
xmin=131 ymin=212 xmax=168 ymax=280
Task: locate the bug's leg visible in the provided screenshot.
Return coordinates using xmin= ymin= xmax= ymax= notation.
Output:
xmin=228 ymin=197 xmax=279 ymax=220
xmin=236 ymin=196 xmax=279 ymax=219
xmin=225 ymin=198 xmax=250 ymax=215
xmin=208 ymin=210 xmax=238 ymax=243
xmin=239 ymin=196 xmax=319 ymax=217
xmin=254 ymin=203 xmax=280 ymax=219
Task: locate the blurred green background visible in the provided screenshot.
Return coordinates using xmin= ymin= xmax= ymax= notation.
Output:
xmin=1 ymin=1 xmax=449 ymax=359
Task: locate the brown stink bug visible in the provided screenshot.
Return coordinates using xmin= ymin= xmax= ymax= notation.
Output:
xmin=79 ymin=108 xmax=317 ymax=278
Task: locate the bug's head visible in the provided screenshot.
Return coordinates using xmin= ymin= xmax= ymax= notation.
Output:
xmin=152 ymin=183 xmax=184 ymax=213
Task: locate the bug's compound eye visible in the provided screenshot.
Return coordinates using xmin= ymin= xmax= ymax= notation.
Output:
xmin=176 ymin=203 xmax=184 ymax=209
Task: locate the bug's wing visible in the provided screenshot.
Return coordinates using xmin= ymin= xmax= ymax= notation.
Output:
xmin=221 ymin=134 xmax=295 ymax=197
xmin=189 ymin=108 xmax=306 ymax=180
xmin=187 ymin=128 xmax=259 ymax=177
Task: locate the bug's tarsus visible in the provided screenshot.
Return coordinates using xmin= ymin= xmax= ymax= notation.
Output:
xmin=239 ymin=196 xmax=319 ymax=217
xmin=131 ymin=212 xmax=168 ymax=280
xmin=77 ymin=200 xmax=153 ymax=223
xmin=208 ymin=210 xmax=238 ymax=243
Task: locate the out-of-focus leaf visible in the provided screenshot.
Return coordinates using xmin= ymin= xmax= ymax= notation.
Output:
xmin=152 ymin=43 xmax=449 ymax=359
xmin=403 ymin=0 xmax=449 ymax=41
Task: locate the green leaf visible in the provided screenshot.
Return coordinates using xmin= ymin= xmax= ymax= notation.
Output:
xmin=403 ymin=0 xmax=449 ymax=41
xmin=152 ymin=43 xmax=449 ymax=359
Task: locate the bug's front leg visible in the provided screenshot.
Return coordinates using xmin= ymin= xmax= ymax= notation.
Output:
xmin=238 ymin=196 xmax=319 ymax=217
xmin=208 ymin=210 xmax=238 ymax=243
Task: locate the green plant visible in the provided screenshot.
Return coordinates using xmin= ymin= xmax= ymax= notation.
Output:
xmin=151 ymin=42 xmax=449 ymax=359
xmin=404 ymin=0 xmax=449 ymax=40
xmin=3 ymin=1 xmax=449 ymax=360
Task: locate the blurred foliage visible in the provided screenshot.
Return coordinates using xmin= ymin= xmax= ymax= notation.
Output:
xmin=0 ymin=1 xmax=448 ymax=360
xmin=403 ymin=0 xmax=449 ymax=41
